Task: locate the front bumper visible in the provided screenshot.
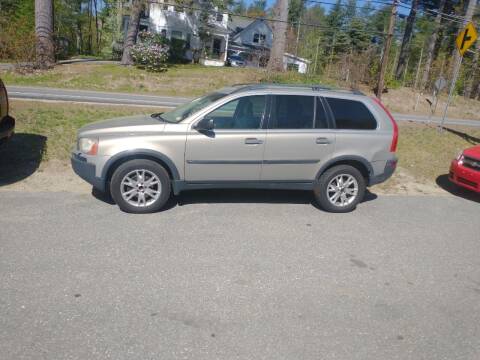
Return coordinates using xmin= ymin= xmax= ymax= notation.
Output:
xmin=449 ymin=159 xmax=480 ymax=193
xmin=0 ymin=115 xmax=15 ymax=143
xmin=71 ymin=152 xmax=105 ymax=191
xmin=369 ymin=158 xmax=398 ymax=186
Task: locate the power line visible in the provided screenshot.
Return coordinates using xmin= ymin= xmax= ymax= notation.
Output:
xmin=148 ymin=1 xmax=389 ymax=36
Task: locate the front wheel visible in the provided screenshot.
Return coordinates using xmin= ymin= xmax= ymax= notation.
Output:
xmin=314 ymin=165 xmax=366 ymax=213
xmin=110 ymin=159 xmax=171 ymax=213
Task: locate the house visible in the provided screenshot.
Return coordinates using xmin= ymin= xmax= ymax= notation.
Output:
xmin=123 ymin=1 xmax=310 ymax=72
xmin=141 ymin=0 xmax=230 ymax=66
xmin=228 ymin=16 xmax=310 ymax=73
xmin=227 ymin=16 xmax=273 ymax=66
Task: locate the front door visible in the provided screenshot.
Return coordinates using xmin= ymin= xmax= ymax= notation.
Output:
xmin=185 ymin=95 xmax=267 ymax=181
xmin=261 ymin=95 xmax=336 ymax=181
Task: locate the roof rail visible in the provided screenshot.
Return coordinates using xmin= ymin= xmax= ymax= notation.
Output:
xmin=230 ymin=83 xmax=366 ymax=95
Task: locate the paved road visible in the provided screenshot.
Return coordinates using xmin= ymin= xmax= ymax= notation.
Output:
xmin=7 ymin=86 xmax=189 ymax=108
xmin=7 ymin=85 xmax=480 ymax=127
xmin=1 ymin=190 xmax=479 ymax=359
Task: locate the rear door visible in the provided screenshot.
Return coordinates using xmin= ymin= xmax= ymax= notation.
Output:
xmin=323 ymin=97 xmax=390 ymax=169
xmin=261 ymin=95 xmax=336 ymax=181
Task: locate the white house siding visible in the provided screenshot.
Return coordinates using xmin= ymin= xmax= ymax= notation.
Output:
xmin=148 ymin=4 xmax=200 ymax=49
xmin=148 ymin=2 xmax=229 ymax=63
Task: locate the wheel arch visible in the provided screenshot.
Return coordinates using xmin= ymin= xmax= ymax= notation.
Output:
xmin=316 ymin=156 xmax=373 ymax=182
xmin=102 ymin=150 xmax=180 ymax=189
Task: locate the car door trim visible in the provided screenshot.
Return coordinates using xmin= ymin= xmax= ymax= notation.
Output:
xmin=186 ymin=159 xmax=320 ymax=165
xmin=186 ymin=160 xmax=263 ymax=164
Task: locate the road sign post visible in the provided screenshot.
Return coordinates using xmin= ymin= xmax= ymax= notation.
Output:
xmin=440 ymin=22 xmax=478 ymax=130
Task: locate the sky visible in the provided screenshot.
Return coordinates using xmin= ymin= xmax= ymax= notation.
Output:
xmin=243 ymin=0 xmax=411 ymax=17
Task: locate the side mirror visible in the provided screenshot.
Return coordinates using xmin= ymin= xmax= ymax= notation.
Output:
xmin=194 ymin=118 xmax=215 ymax=131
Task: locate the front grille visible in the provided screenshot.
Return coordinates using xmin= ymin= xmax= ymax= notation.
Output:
xmin=463 ymin=156 xmax=480 ymax=172
xmin=458 ymin=177 xmax=478 ymax=188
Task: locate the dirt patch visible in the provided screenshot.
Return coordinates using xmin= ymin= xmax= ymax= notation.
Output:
xmin=372 ymin=167 xmax=446 ymax=196
xmin=0 ymin=160 xmax=450 ymax=197
xmin=0 ymin=160 xmax=90 ymax=194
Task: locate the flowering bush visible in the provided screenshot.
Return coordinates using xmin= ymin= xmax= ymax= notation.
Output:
xmin=131 ymin=31 xmax=169 ymax=72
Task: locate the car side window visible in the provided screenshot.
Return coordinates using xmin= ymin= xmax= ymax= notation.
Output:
xmin=270 ymin=95 xmax=314 ymax=129
xmin=326 ymin=98 xmax=377 ymax=130
xmin=315 ymin=98 xmax=328 ymax=129
xmin=205 ymin=95 xmax=266 ymax=129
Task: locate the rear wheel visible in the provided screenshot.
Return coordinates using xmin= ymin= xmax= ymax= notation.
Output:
xmin=110 ymin=159 xmax=171 ymax=213
xmin=314 ymin=165 xmax=366 ymax=213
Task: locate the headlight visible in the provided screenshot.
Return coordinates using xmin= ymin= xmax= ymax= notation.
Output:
xmin=456 ymin=152 xmax=464 ymax=164
xmin=78 ymin=137 xmax=99 ymax=155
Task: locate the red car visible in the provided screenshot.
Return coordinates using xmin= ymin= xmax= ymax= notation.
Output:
xmin=449 ymin=145 xmax=480 ymax=193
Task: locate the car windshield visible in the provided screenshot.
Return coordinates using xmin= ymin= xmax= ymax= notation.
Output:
xmin=159 ymin=92 xmax=228 ymax=123
xmin=231 ymin=56 xmax=243 ymax=60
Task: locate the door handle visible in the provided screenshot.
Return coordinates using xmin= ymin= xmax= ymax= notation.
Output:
xmin=245 ymin=138 xmax=263 ymax=145
xmin=316 ymin=137 xmax=331 ymax=145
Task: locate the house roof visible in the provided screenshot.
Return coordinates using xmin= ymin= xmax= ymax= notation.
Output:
xmin=283 ymin=53 xmax=312 ymax=64
xmin=228 ymin=15 xmax=253 ymax=34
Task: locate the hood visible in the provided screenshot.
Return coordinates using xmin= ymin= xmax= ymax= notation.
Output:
xmin=464 ymin=145 xmax=480 ymax=159
xmin=78 ymin=114 xmax=165 ymax=137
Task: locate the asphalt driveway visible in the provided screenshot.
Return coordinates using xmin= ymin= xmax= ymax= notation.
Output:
xmin=0 ymin=190 xmax=479 ymax=359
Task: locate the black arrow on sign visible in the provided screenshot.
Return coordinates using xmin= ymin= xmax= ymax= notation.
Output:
xmin=460 ymin=28 xmax=472 ymax=51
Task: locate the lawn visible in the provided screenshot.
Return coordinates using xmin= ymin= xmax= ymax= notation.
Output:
xmin=2 ymin=100 xmax=480 ymax=194
xmin=1 ymin=63 xmax=265 ymax=97
xmin=2 ymin=62 xmax=480 ymax=120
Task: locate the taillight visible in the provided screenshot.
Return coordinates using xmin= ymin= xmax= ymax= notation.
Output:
xmin=372 ymin=97 xmax=398 ymax=152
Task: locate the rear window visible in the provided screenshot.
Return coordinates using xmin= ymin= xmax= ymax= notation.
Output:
xmin=326 ymin=98 xmax=377 ymax=130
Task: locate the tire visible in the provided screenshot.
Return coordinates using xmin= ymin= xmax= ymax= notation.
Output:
xmin=110 ymin=159 xmax=171 ymax=213
xmin=314 ymin=165 xmax=366 ymax=213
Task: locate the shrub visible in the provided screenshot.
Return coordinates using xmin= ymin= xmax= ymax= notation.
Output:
xmin=131 ymin=31 xmax=169 ymax=72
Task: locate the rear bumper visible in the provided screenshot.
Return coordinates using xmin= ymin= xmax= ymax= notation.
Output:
xmin=71 ymin=152 xmax=105 ymax=191
xmin=449 ymin=160 xmax=480 ymax=193
xmin=369 ymin=158 xmax=397 ymax=186
xmin=0 ymin=115 xmax=15 ymax=143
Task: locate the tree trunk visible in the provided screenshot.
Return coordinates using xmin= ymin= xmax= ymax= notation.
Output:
xmin=268 ymin=0 xmax=289 ymax=72
xmin=35 ymin=0 xmax=55 ymax=69
xmin=420 ymin=0 xmax=446 ymax=90
xmin=94 ymin=0 xmax=100 ymax=52
xmin=121 ymin=0 xmax=143 ymax=66
xmin=395 ymin=0 xmax=418 ymax=80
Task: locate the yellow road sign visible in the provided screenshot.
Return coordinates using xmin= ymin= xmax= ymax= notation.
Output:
xmin=456 ymin=22 xmax=478 ymax=56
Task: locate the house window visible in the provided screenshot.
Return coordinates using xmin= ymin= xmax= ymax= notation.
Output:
xmin=216 ymin=13 xmax=223 ymax=22
xmin=160 ymin=29 xmax=167 ymax=37
xmin=162 ymin=4 xmax=169 ymax=11
xmin=172 ymin=31 xmax=183 ymax=40
xmin=253 ymin=33 xmax=266 ymax=44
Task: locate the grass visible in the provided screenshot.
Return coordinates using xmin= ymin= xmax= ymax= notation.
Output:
xmin=3 ymin=62 xmax=480 ymax=120
xmin=4 ymin=100 xmax=480 ymax=192
xmin=1 ymin=63 xmax=265 ymax=97
xmin=396 ymin=123 xmax=480 ymax=181
xmin=8 ymin=100 xmax=161 ymax=162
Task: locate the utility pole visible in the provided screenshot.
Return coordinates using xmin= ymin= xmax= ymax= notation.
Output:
xmin=440 ymin=0 xmax=477 ymax=129
xmin=376 ymin=0 xmax=398 ymax=100
xmin=313 ymin=36 xmax=321 ymax=74
xmin=268 ymin=0 xmax=289 ymax=71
